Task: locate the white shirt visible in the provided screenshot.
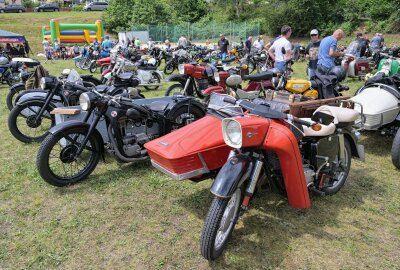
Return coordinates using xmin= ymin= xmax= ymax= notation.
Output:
xmin=270 ymin=37 xmax=291 ymax=62
xmin=253 ymin=40 xmax=262 ymax=50
xmin=42 ymin=40 xmax=49 ymax=50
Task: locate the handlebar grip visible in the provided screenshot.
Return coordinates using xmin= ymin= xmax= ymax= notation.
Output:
xmin=223 ymin=96 xmax=236 ymax=104
xmin=292 ymin=116 xmax=312 ymax=127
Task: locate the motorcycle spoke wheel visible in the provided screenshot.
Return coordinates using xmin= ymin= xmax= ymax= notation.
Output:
xmin=144 ymin=73 xmax=161 ymax=90
xmin=37 ymin=128 xmax=101 ymax=186
xmin=168 ymin=106 xmax=204 ymax=131
xmin=165 ymin=83 xmax=184 ymax=96
xmin=8 ymin=102 xmax=54 ymax=143
xmin=6 ymin=85 xmax=25 ymax=111
xmin=200 ymin=188 xmax=243 ymax=260
xmin=164 ymin=64 xmax=175 ymax=75
xmin=322 ymin=139 xmax=351 ymax=195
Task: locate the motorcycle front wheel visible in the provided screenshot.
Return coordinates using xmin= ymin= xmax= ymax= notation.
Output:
xmin=37 ymin=127 xmax=101 ymax=186
xmin=164 ymin=63 xmax=175 ymax=75
xmin=8 ymin=101 xmax=55 ymax=143
xmin=89 ymin=61 xmax=98 ymax=73
xmin=6 ymin=84 xmax=26 ymax=111
xmin=165 ymin=83 xmax=185 ymax=96
xmin=144 ymin=72 xmax=161 ymax=90
xmin=391 ymin=128 xmax=400 ymax=169
xmin=200 ymin=187 xmax=243 ymax=260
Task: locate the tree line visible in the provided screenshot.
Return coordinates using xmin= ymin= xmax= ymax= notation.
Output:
xmin=103 ymin=0 xmax=400 ymax=36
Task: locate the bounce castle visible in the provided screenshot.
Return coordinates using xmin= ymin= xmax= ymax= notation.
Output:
xmin=42 ymin=19 xmax=104 ymax=45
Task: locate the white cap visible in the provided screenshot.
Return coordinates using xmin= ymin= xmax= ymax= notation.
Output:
xmin=310 ymin=29 xmax=318 ymax=35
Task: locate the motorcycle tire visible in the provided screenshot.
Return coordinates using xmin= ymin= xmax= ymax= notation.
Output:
xmin=168 ymin=105 xmax=205 ymax=132
xmin=165 ymin=83 xmax=185 ymax=96
xmin=248 ymin=61 xmax=256 ymax=74
xmin=8 ymin=101 xmax=55 ymax=143
xmin=36 ymin=127 xmax=101 ymax=187
xmin=89 ymin=62 xmax=97 ymax=73
xmin=200 ymin=187 xmax=243 ymax=260
xmin=391 ymin=128 xmax=400 ymax=169
xmin=322 ymin=139 xmax=352 ymax=195
xmin=144 ymin=73 xmax=161 ymax=90
xmin=164 ymin=63 xmax=175 ymax=75
xmin=100 ymin=65 xmax=108 ymax=74
xmin=6 ymin=84 xmax=26 ymax=111
xmin=81 ymin=58 xmax=91 ymax=70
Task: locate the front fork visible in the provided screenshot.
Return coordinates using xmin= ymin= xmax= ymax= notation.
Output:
xmin=241 ymin=158 xmax=264 ymax=210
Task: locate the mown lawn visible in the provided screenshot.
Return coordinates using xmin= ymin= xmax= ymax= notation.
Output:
xmin=0 ymin=59 xmax=399 ymax=269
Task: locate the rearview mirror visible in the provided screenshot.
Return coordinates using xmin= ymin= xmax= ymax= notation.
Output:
xmin=311 ymin=111 xmax=335 ymax=125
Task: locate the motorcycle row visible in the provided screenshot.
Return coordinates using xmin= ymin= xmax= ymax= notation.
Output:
xmin=2 ymin=41 xmax=400 ymax=261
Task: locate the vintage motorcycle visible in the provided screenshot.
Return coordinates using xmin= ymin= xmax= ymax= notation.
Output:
xmin=36 ymin=90 xmax=206 ymax=186
xmin=8 ymin=69 xmax=130 ymax=143
xmin=164 ymin=49 xmax=191 ymax=75
xmin=0 ymin=57 xmax=40 ymax=86
xmin=341 ymin=40 xmax=375 ymax=79
xmin=144 ymin=93 xmax=364 ymax=260
xmin=102 ymin=55 xmax=163 ymax=90
xmin=7 ymin=68 xmax=101 ymax=111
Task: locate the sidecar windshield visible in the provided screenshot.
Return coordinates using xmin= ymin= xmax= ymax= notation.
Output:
xmin=66 ymin=69 xmax=83 ymax=85
xmin=238 ymin=99 xmax=288 ymax=120
xmin=208 ymin=93 xmax=243 ymax=115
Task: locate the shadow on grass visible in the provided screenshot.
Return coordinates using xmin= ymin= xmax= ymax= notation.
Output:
xmin=360 ymin=130 xmax=395 ymax=157
xmin=177 ymin=165 xmax=385 ymax=268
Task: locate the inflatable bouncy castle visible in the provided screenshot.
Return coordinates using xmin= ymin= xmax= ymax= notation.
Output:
xmin=42 ymin=19 xmax=104 ymax=45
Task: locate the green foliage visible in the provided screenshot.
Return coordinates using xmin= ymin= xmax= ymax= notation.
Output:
xmin=22 ymin=0 xmax=34 ymax=8
xmin=71 ymin=5 xmax=83 ymax=12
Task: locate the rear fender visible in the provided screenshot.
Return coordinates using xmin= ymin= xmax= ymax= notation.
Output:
xmin=210 ymin=154 xmax=252 ymax=198
xmin=49 ymin=120 xmax=104 ymax=155
xmin=167 ymin=98 xmax=206 ymax=119
xmin=264 ymin=121 xmax=311 ymax=209
xmin=343 ymin=128 xmax=365 ymax=161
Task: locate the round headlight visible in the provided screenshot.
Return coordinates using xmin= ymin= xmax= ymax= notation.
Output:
xmin=222 ymin=119 xmax=242 ymax=148
xmin=178 ymin=64 xmax=185 ymax=74
xmin=79 ymin=93 xmax=91 ymax=111
xmin=40 ymin=77 xmax=46 ymax=90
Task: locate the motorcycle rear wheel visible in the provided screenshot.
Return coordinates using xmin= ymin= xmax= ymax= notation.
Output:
xmin=37 ymin=128 xmax=101 ymax=186
xmin=165 ymin=83 xmax=185 ymax=96
xmin=200 ymin=187 xmax=243 ymax=260
xmin=8 ymin=101 xmax=55 ymax=143
xmin=391 ymin=128 xmax=400 ymax=169
xmin=168 ymin=105 xmax=204 ymax=132
xmin=144 ymin=72 xmax=161 ymax=90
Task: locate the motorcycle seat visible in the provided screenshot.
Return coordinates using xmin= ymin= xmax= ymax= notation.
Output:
xmin=301 ymin=118 xmax=336 ymax=137
xmin=314 ymin=105 xmax=360 ymax=126
xmin=243 ymin=71 xmax=274 ymax=81
xmin=147 ymin=100 xmax=170 ymax=111
xmin=94 ymin=85 xmax=109 ymax=93
xmin=138 ymin=65 xmax=157 ymax=71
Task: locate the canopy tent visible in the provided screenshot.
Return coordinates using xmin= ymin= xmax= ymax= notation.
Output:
xmin=0 ymin=29 xmax=27 ymax=44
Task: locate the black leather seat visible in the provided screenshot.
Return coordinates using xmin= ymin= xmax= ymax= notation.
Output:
xmin=138 ymin=65 xmax=157 ymax=71
xmin=243 ymin=71 xmax=274 ymax=81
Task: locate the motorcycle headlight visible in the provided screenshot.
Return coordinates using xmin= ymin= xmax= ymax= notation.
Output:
xmin=79 ymin=93 xmax=91 ymax=111
xmin=178 ymin=64 xmax=185 ymax=74
xmin=222 ymin=118 xmax=242 ymax=148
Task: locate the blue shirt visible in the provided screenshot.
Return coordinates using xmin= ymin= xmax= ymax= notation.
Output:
xmin=102 ymin=39 xmax=113 ymax=51
xmin=317 ymin=36 xmax=337 ymax=69
xmin=371 ymin=36 xmax=381 ymax=48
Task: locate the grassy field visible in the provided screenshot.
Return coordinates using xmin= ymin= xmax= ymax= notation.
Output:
xmin=0 ymin=59 xmax=399 ymax=269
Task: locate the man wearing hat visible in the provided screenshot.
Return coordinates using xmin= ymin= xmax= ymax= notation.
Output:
xmin=305 ymin=29 xmax=321 ymax=79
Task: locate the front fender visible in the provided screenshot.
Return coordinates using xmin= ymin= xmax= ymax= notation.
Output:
xmin=9 ymin=82 xmax=25 ymax=93
xmin=16 ymin=90 xmax=62 ymax=106
xmin=167 ymin=97 xmax=206 ymax=119
xmin=167 ymin=74 xmax=186 ymax=85
xmin=210 ymin=154 xmax=251 ymax=198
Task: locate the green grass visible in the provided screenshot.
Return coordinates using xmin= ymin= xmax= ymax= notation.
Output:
xmin=0 ymin=60 xmax=399 ymax=269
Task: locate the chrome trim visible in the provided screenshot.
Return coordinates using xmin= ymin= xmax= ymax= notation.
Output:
xmin=150 ymin=153 xmax=210 ymax=181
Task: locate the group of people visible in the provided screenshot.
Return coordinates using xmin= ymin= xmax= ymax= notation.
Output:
xmin=41 ymin=35 xmax=115 ymax=63
xmin=0 ymin=42 xmax=29 ymax=57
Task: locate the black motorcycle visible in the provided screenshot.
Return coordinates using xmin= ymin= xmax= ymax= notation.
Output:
xmin=36 ymin=90 xmax=206 ymax=186
xmin=0 ymin=60 xmax=24 ymax=86
xmin=7 ymin=70 xmax=102 ymax=111
xmin=164 ymin=50 xmax=190 ymax=75
xmin=8 ymin=70 xmax=132 ymax=144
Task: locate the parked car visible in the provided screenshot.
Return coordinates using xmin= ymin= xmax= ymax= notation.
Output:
xmin=34 ymin=3 xmax=60 ymax=12
xmin=0 ymin=5 xmax=26 ymax=13
xmin=83 ymin=1 xmax=108 ymax=11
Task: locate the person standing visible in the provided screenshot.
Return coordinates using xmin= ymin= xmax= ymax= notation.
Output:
xmin=92 ymin=38 xmax=101 ymax=52
xmin=102 ymin=35 xmax=113 ymax=52
xmin=177 ymin=35 xmax=187 ymax=49
xmin=268 ymin=25 xmax=292 ymax=73
xmin=218 ymin=33 xmax=229 ymax=60
xmin=54 ymin=39 xmax=60 ymax=59
xmin=134 ymin=37 xmax=141 ymax=49
xmin=253 ymin=36 xmax=263 ymax=50
xmin=305 ymin=29 xmax=321 ymax=79
xmin=317 ymin=29 xmax=345 ymax=75
xmin=42 ymin=38 xmax=49 ymax=54
xmin=370 ymin=33 xmax=382 ymax=49
xmin=245 ymin=36 xmax=252 ymax=53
